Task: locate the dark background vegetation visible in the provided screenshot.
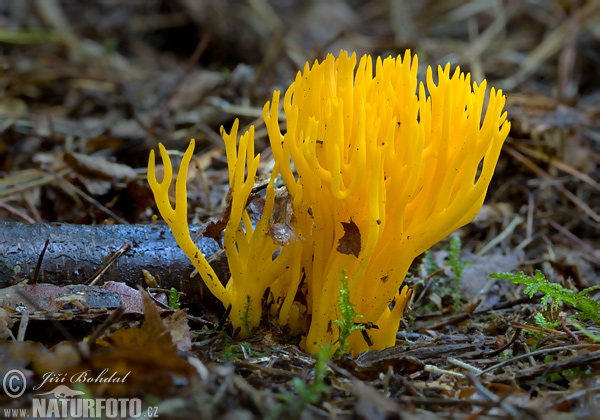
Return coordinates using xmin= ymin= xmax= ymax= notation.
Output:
xmin=0 ymin=1 xmax=599 ymax=419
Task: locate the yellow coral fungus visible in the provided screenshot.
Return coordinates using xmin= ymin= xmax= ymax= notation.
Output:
xmin=148 ymin=50 xmax=510 ymax=355
xmin=148 ymin=123 xmax=285 ymax=334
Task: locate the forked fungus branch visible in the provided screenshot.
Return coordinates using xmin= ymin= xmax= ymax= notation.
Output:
xmin=148 ymin=50 xmax=510 ymax=355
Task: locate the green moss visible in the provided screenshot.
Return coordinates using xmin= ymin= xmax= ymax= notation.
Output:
xmin=241 ymin=295 xmax=252 ymax=336
xmin=333 ymin=271 xmax=365 ymax=359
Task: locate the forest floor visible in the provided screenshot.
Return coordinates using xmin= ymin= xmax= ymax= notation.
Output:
xmin=0 ymin=1 xmax=599 ymax=419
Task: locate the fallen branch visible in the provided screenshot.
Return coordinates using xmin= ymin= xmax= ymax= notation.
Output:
xmin=0 ymin=222 xmax=227 ymax=305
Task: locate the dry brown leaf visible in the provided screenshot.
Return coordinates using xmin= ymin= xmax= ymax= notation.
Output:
xmin=202 ymin=216 xmax=229 ymax=249
xmin=268 ymin=188 xmax=300 ymax=246
xmin=64 ymin=152 xmax=137 ymax=181
xmin=64 ymin=290 xmax=197 ymax=398
xmin=163 ymin=309 xmax=193 ymax=352
xmin=336 ymin=219 xmax=361 ymax=258
xmin=202 ymin=191 xmax=261 ymax=248
xmin=166 ymin=70 xmax=225 ymax=110
xmin=0 ymin=307 xmax=14 ymax=340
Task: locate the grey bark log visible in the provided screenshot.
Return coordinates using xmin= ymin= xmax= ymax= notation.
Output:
xmin=0 ymin=222 xmax=227 ymax=305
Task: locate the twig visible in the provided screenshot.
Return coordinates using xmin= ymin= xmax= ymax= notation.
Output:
xmin=32 ymin=239 xmax=50 ymax=285
xmin=476 ymin=213 xmax=523 ymax=255
xmin=561 ymin=315 xmax=580 ymax=344
xmin=411 ymin=268 xmax=444 ymax=307
xmin=546 ymin=218 xmax=600 ymax=264
xmin=192 ymin=154 xmax=213 ymax=213
xmin=0 ymin=202 xmax=36 ymax=223
xmin=523 ymin=342 xmax=536 ymax=367
xmin=399 ymin=376 xmax=424 ymax=398
xmin=476 ymin=344 xmax=598 ymax=377
xmin=424 ymin=364 xmax=465 ymax=379
xmin=504 ymin=144 xmax=600 ymax=223
xmin=483 ymin=327 xmax=522 ymax=357
xmin=502 ymin=0 xmax=600 ymax=89
xmin=57 ymin=177 xmax=128 ymax=224
xmin=85 ymin=306 xmax=125 ymax=347
xmin=465 ymin=371 xmax=522 ymax=418
xmin=20 ymin=191 xmax=42 ymax=223
xmin=233 ymin=359 xmax=298 ymax=379
xmin=512 ymin=143 xmax=600 ymax=191
xmin=515 ymin=185 xmax=534 ymax=250
xmin=16 ymin=311 xmax=29 ymax=342
xmin=0 ymin=169 xmax=70 ymax=198
xmin=447 ymin=356 xmax=483 ymax=374
xmin=87 ymin=242 xmax=132 ymax=286
xmin=509 ymin=320 xmax=561 ymax=335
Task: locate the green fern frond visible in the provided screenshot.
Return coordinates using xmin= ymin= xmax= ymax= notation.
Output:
xmin=490 ymin=270 xmax=600 ymax=324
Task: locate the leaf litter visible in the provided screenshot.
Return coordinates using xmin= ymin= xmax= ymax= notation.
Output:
xmin=0 ymin=0 xmax=599 ymax=418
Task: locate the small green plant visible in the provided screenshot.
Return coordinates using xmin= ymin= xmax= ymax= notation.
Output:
xmin=270 ymin=344 xmax=331 ymax=419
xmin=222 ymin=342 xmax=244 ymax=360
xmin=533 ymin=312 xmax=560 ymax=329
xmin=424 ymin=248 xmax=439 ymax=274
xmin=168 ymin=287 xmax=181 ymax=310
xmin=333 ymin=271 xmax=365 ymax=359
xmin=222 ymin=341 xmax=267 ymax=360
xmin=419 ymin=238 xmax=471 ymax=313
xmin=241 ymin=295 xmax=252 ymax=335
xmin=541 ymin=356 xmax=592 ymax=382
xmin=561 ymin=366 xmax=592 ymax=380
xmin=490 ymin=270 xmax=600 ymax=323
xmin=444 ymin=237 xmax=471 ymax=313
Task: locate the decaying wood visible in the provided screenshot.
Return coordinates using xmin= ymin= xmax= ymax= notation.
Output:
xmin=0 ymin=222 xmax=228 ymax=304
